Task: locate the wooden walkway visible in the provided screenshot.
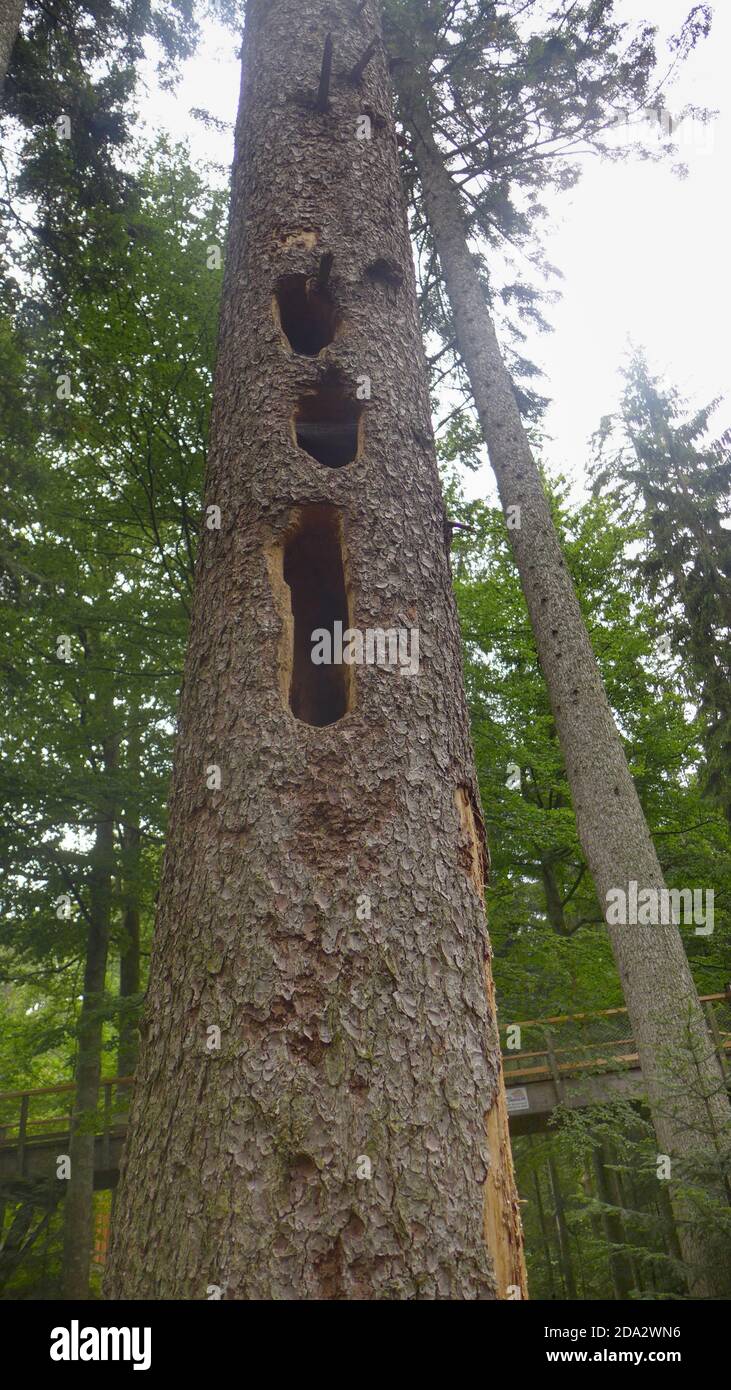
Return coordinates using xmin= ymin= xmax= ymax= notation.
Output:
xmin=1 ymin=994 xmax=729 ymax=1184
xmin=501 ymin=991 xmax=731 ymax=1133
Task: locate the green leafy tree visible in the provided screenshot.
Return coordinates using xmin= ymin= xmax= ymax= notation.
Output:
xmin=594 ymin=354 xmax=731 ymax=826
xmin=0 ymin=140 xmax=223 ymax=1296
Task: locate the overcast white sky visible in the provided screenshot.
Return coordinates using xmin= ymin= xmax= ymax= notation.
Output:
xmin=138 ymin=0 xmax=730 ymax=495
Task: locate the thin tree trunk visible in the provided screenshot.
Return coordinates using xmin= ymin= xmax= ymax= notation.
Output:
xmin=396 ymin=76 xmax=731 ymax=1297
xmin=547 ymin=1150 xmax=577 ymax=1299
xmin=117 ymin=821 xmax=140 ymax=1081
xmin=0 ymin=1199 xmax=57 ymax=1294
xmin=61 ymin=738 xmax=116 ymax=1299
xmin=593 ymin=1143 xmax=634 ymax=1299
xmin=612 ymin=1155 xmax=643 ymax=1293
xmin=117 ymin=856 xmax=140 ymax=1084
xmin=656 ymin=1166 xmax=684 ymax=1270
xmin=118 ymin=725 xmax=142 ymax=1081
xmin=541 ymin=859 xmax=567 ymax=934
xmin=118 ymin=728 xmax=142 ymax=1084
xmin=0 ymin=0 xmax=23 ymax=93
xmin=529 ymin=1138 xmax=557 ymax=1299
xmin=105 ymin=0 xmax=525 ymax=1300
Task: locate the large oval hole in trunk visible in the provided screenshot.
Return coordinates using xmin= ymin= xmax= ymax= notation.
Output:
xmin=283 ymin=505 xmax=352 ymax=726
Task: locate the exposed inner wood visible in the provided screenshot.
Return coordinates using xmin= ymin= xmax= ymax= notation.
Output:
xmin=455 ymin=785 xmax=528 ymax=1298
xmin=282 ymin=505 xmax=352 ymax=726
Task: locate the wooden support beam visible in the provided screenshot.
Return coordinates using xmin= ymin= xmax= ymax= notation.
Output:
xmin=545 ymin=1029 xmax=566 ymax=1106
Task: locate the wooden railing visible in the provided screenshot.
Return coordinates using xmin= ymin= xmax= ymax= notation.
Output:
xmin=499 ymin=991 xmax=731 ymax=1089
xmin=1 ymin=993 xmax=729 ymax=1169
xmin=0 ymin=1076 xmax=134 ymax=1178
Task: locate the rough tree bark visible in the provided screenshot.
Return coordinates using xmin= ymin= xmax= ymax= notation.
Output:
xmin=0 ymin=0 xmax=23 ymax=93
xmin=395 ymin=77 xmax=731 ymax=1296
xmin=105 ymin=0 xmax=525 ymax=1300
xmin=61 ymin=736 xmax=116 ymax=1299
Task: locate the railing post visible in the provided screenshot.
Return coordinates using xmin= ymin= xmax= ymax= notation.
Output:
xmin=17 ymin=1092 xmax=29 ymax=1179
xmin=545 ymin=1029 xmax=566 ymax=1106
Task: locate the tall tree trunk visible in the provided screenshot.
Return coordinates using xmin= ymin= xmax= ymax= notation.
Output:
xmin=0 ymin=0 xmax=23 ymax=93
xmin=118 ymin=727 xmax=142 ymax=1081
xmin=547 ymin=1150 xmax=577 ymax=1299
xmin=592 ymin=1143 xmax=634 ymax=1299
xmin=61 ymin=739 xmax=117 ymax=1298
xmin=395 ymin=77 xmax=731 ymax=1297
xmin=540 ymin=859 xmax=567 ymax=934
xmin=529 ymin=1138 xmax=557 ymax=1299
xmin=105 ymin=0 xmax=525 ymax=1300
xmin=117 ymin=821 xmax=141 ymax=1081
xmin=612 ymin=1155 xmax=644 ymax=1293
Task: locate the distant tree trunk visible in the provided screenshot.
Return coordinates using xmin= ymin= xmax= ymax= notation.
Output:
xmin=396 ymin=76 xmax=731 ymax=1298
xmin=118 ymin=727 xmax=142 ymax=1080
xmin=540 ymin=859 xmax=567 ymax=934
xmin=547 ymin=1151 xmax=576 ymax=1299
xmin=0 ymin=1195 xmax=57 ymax=1294
xmin=61 ymin=737 xmax=116 ymax=1299
xmin=529 ymin=1139 xmax=557 ymax=1299
xmin=656 ymin=1166 xmax=684 ymax=1269
xmin=592 ymin=1143 xmax=634 ymax=1299
xmin=0 ymin=0 xmax=23 ymax=92
xmin=105 ymin=0 xmax=525 ymax=1300
xmin=117 ymin=820 xmax=140 ymax=1081
xmin=612 ymin=1156 xmax=644 ymax=1293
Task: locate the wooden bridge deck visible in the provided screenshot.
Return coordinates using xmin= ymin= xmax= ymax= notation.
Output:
xmin=502 ymin=991 xmax=731 ymax=1133
xmin=1 ymin=994 xmax=729 ymax=1184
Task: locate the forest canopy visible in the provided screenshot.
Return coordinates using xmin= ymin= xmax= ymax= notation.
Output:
xmin=0 ymin=0 xmax=729 ymax=1305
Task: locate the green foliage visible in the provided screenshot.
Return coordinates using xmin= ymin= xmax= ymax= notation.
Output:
xmin=385 ymin=0 xmax=712 ymax=414
xmin=0 ymin=2 xmax=726 ymax=1303
xmin=593 ymin=352 xmax=731 ymax=826
xmin=440 ymin=404 xmax=731 ymax=1299
xmin=0 ymin=141 xmax=224 ymax=1105
xmin=1 ymin=0 xmax=201 ymax=298
xmin=516 ymin=1088 xmax=731 ymax=1301
xmin=439 ymin=458 xmax=731 ymax=1019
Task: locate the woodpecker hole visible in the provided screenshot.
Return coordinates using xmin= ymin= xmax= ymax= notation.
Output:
xmin=282 ymin=506 xmax=352 ymax=727
xmin=365 ymin=257 xmax=404 ymax=296
xmin=274 ymin=273 xmax=338 ymax=356
xmin=293 ymin=379 xmax=363 ymax=469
